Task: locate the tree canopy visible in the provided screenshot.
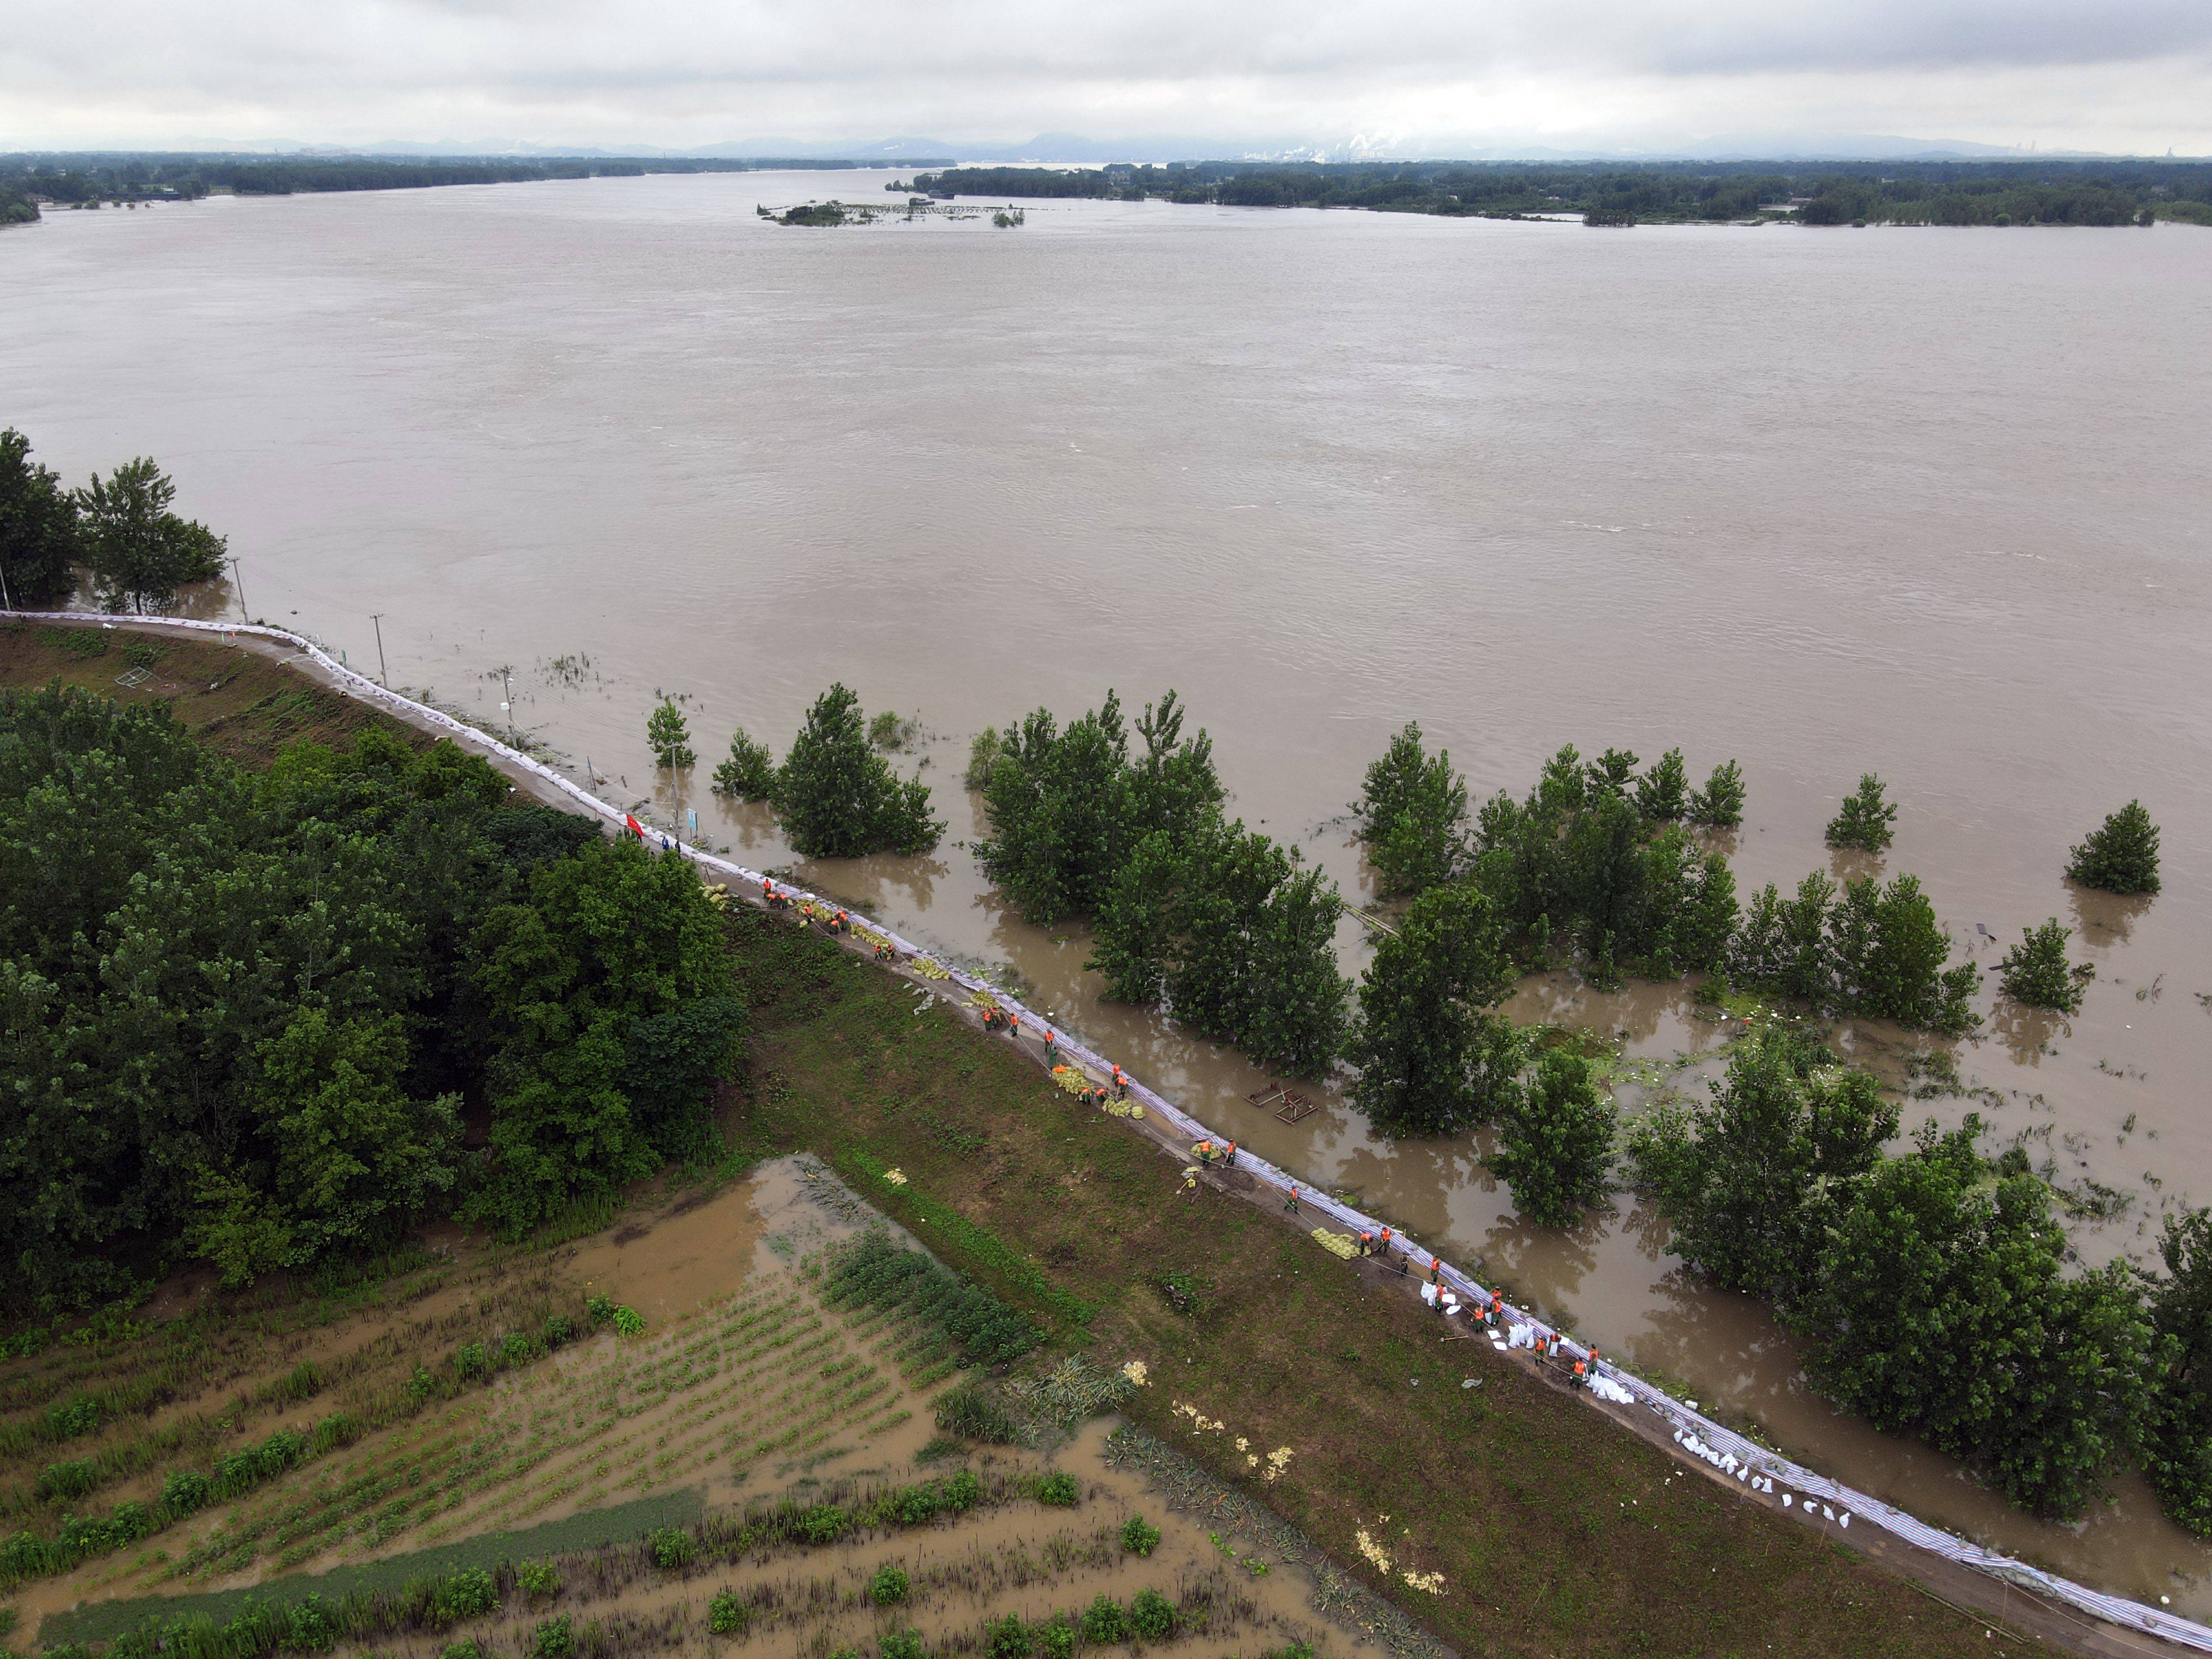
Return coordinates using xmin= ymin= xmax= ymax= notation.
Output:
xmin=2068 ymin=801 xmax=2161 ymax=895
xmin=775 ymin=684 xmax=942 ymax=858
xmin=76 ymin=458 xmax=226 ymax=614
xmin=0 ymin=429 xmax=82 ymax=607
xmin=0 ymin=684 xmax=743 ymax=1307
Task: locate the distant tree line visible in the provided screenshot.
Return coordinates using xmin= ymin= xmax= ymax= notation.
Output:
xmin=894 ymin=159 xmax=2212 ymax=227
xmin=0 ymin=153 xmax=949 ymax=214
xmin=0 ymin=685 xmax=745 ymax=1311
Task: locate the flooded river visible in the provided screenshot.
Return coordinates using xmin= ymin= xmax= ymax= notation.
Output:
xmin=5 ymin=170 xmax=2211 ymax=1608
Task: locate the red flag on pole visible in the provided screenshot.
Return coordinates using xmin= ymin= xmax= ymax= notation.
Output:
xmin=624 ymin=814 xmax=644 ymax=838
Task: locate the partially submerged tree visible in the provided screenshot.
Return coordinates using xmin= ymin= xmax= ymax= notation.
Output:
xmin=0 ymin=427 xmax=83 ymax=606
xmin=2068 ymin=801 xmax=2161 ymax=896
xmin=1489 ymin=1048 xmax=1617 ymax=1225
xmin=1352 ymin=722 xmax=1468 ymax=896
xmin=2146 ymin=1210 xmax=2212 ymax=1537
xmin=645 ymin=698 xmax=696 ymax=770
xmin=75 ymin=456 xmax=226 ymax=614
xmin=1731 ymin=870 xmax=1980 ymax=1035
xmin=1825 ymin=773 xmax=1898 ymax=853
xmin=778 ymin=684 xmax=943 ymax=858
xmin=1998 ymin=917 xmax=2089 ymax=1013
xmin=710 ymin=727 xmax=778 ymax=800
xmin=1090 ymin=813 xmax=1348 ymax=1076
xmin=1344 ymin=883 xmax=1523 ymax=1138
xmin=1686 ymin=759 xmax=1746 ymax=828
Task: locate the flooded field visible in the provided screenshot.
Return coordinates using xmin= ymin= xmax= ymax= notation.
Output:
xmin=4 ymin=170 xmax=2211 ymax=1608
xmin=23 ymin=1159 xmax=1378 ymax=1659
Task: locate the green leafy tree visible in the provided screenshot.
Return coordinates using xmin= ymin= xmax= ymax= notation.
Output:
xmin=1999 ymin=918 xmax=2088 ymax=1013
xmin=2146 ymin=1210 xmax=2212 ymax=1536
xmin=0 ymin=428 xmax=84 ymax=606
xmin=710 ymin=728 xmax=777 ymax=800
xmin=1352 ymin=722 xmax=1468 ymax=895
xmin=1489 ymin=1049 xmax=1616 ymax=1225
xmin=1633 ymin=748 xmax=1688 ymax=821
xmin=645 ymin=699 xmax=695 ymax=769
xmin=976 ymin=694 xmax=1135 ymax=921
xmin=1345 ymin=884 xmax=1523 ymax=1138
xmin=778 ymin=684 xmax=943 ymax=858
xmin=75 ymin=457 xmax=226 ymax=614
xmin=1687 ymin=759 xmax=1746 ymax=828
xmin=1792 ymin=1119 xmax=2151 ymax=1519
xmin=1825 ymin=773 xmax=1898 ymax=852
xmin=1626 ymin=1027 xmax=1896 ymax=1303
xmin=469 ymin=839 xmax=742 ymax=1232
xmin=1733 ymin=869 xmax=1979 ymax=1036
xmin=1584 ymin=747 xmax=1639 ymax=799
xmin=190 ymin=1008 xmax=461 ymax=1286
xmin=2067 ymin=801 xmax=2161 ymax=895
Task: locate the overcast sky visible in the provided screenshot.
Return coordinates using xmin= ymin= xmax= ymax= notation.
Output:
xmin=5 ymin=0 xmax=2209 ymax=156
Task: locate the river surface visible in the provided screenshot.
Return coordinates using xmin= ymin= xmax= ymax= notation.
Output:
xmin=6 ymin=170 xmax=2211 ymax=1609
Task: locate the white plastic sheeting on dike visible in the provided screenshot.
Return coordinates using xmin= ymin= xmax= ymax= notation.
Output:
xmin=14 ymin=608 xmax=2205 ymax=1654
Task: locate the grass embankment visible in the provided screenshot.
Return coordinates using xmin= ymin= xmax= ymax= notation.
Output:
xmin=728 ymin=910 xmax=1993 ymax=1658
xmin=0 ymin=622 xmax=418 ymax=765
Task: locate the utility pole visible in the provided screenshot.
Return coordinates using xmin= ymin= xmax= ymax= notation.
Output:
xmin=369 ymin=613 xmax=388 ymax=687
xmin=1 ymin=559 xmax=13 ymax=613
xmin=500 ymin=669 xmax=515 ymax=747
xmin=229 ymin=557 xmax=249 ymax=620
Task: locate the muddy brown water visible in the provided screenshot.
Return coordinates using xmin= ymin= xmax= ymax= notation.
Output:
xmin=6 ymin=173 xmax=2211 ymax=1611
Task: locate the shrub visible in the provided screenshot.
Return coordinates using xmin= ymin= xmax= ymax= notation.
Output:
xmin=799 ymin=1503 xmax=851 ymax=1543
xmin=650 ymin=1525 xmax=696 ymax=1568
xmin=880 ymin=1628 xmax=927 ymax=1659
xmin=1129 ymin=1589 xmax=1175 ymax=1640
xmin=586 ymin=1292 xmax=616 ymax=1324
xmin=516 ymin=1559 xmax=562 ymax=1597
xmin=429 ymin=1567 xmax=499 ymax=1625
xmin=1081 ymin=1595 xmax=1129 ymax=1644
xmin=534 ymin=1614 xmax=573 ymax=1658
xmin=542 ymin=1313 xmax=576 ymax=1347
xmin=933 ymin=1382 xmax=1020 ymax=1443
xmin=1999 ymin=919 xmax=2088 ymax=1012
xmin=1037 ymin=1616 xmax=1077 ymax=1659
xmin=501 ymin=1331 xmax=541 ymax=1368
xmin=37 ymin=1459 xmax=100 ymax=1501
xmin=708 ymin=1588 xmax=751 ymax=1633
xmin=1825 ymin=773 xmax=1897 ymax=852
xmin=160 ymin=1469 xmax=211 ymax=1515
xmin=612 ymin=1305 xmax=646 ymax=1337
xmin=1120 ymin=1516 xmax=1160 ymax=1557
xmin=988 ymin=1614 xmax=1034 ymax=1659
xmin=870 ymin=1563 xmax=910 ymax=1604
xmin=896 ymin=1484 xmax=943 ymax=1525
xmin=945 ymin=1468 xmax=980 ymax=1511
xmin=454 ymin=1341 xmax=489 ymax=1380
xmin=1034 ymin=1471 xmax=1079 ymax=1506
xmin=439 ymin=1643 xmax=483 ymax=1659
xmin=47 ymin=1397 xmax=103 ymax=1439
xmin=2068 ymin=801 xmax=2161 ymax=895
xmin=289 ymin=1594 xmax=336 ymax=1652
xmin=712 ymin=728 xmax=779 ymax=800
xmin=309 ymin=1412 xmax=360 ymax=1455
xmin=406 ymin=1364 xmax=437 ymax=1404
